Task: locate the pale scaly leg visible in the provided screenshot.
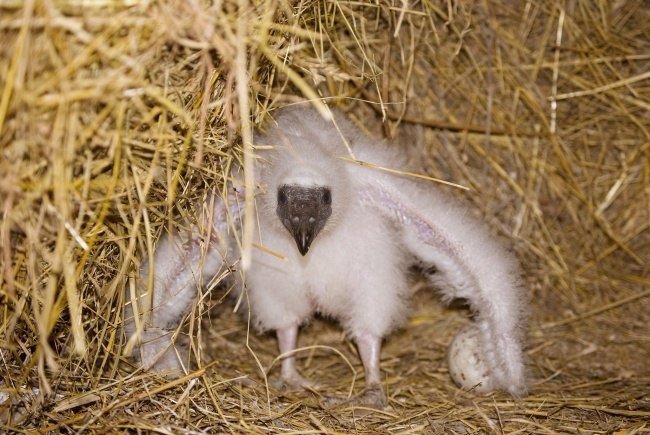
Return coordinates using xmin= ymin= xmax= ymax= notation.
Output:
xmin=323 ymin=331 xmax=387 ymax=409
xmin=276 ymin=324 xmax=315 ymax=390
xmin=354 ymin=332 xmax=387 ymax=408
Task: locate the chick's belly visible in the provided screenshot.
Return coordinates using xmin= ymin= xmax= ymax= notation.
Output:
xmin=246 ymin=239 xmax=315 ymax=330
xmin=304 ymin=213 xmax=390 ymax=318
xmin=303 ymin=240 xmax=354 ymax=317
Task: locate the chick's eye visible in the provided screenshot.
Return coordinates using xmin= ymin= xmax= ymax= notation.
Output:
xmin=322 ymin=190 xmax=331 ymax=205
xmin=278 ymin=190 xmax=287 ymax=205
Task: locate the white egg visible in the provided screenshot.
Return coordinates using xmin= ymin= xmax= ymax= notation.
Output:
xmin=447 ymin=324 xmax=493 ymax=393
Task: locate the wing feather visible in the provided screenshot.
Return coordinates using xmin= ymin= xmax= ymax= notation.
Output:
xmin=359 ymin=174 xmax=527 ymax=396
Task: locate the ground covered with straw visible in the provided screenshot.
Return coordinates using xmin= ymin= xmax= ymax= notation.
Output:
xmin=1 ymin=0 xmax=648 ymax=433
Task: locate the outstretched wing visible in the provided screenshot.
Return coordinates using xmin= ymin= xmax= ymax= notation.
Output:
xmin=123 ymin=186 xmax=244 ymax=374
xmin=357 ymin=168 xmax=527 ymax=396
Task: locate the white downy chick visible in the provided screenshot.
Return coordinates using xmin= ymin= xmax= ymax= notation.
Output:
xmin=246 ymin=106 xmax=527 ymax=406
xmin=125 ymin=105 xmax=527 ymax=407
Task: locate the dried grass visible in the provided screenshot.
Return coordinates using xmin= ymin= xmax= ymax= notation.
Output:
xmin=1 ymin=0 xmax=648 ymax=432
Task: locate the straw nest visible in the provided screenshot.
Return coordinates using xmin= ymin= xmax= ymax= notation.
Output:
xmin=1 ymin=0 xmax=648 ymax=432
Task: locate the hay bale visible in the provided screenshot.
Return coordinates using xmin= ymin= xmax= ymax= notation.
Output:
xmin=1 ymin=0 xmax=648 ymax=431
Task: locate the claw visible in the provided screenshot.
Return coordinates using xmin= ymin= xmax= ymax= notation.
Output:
xmin=322 ymin=384 xmax=387 ymax=409
xmin=274 ymin=372 xmax=318 ymax=391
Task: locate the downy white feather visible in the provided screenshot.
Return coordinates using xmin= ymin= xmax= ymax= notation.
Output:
xmin=125 ymin=105 xmax=527 ymax=404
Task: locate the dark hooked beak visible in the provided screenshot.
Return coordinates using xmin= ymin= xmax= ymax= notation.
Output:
xmin=295 ymin=227 xmax=314 ymax=256
xmin=276 ymin=184 xmax=332 ymax=256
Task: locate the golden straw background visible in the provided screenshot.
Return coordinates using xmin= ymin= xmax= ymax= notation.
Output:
xmin=1 ymin=0 xmax=648 ymax=432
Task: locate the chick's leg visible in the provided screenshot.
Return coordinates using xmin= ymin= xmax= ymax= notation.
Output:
xmin=355 ymin=332 xmax=387 ymax=408
xmin=323 ymin=331 xmax=387 ymax=409
xmin=276 ymin=324 xmax=314 ymax=389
